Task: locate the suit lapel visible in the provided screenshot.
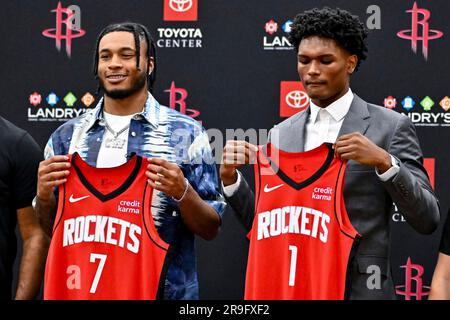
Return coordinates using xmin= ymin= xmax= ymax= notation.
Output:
xmin=269 ymin=107 xmax=309 ymax=152
xmin=338 ymin=94 xmax=370 ymax=137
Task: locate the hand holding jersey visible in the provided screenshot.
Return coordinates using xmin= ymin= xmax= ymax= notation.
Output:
xmin=146 ymin=157 xmax=189 ymax=201
xmin=220 ymin=140 xmax=258 ymax=186
xmin=36 ymin=156 xmax=71 ymax=236
xmin=37 ymin=155 xmax=71 ymax=201
xmin=38 ymin=155 xmax=188 ymax=201
xmin=220 ymin=132 xmax=393 ymax=187
xmin=334 ymin=132 xmax=392 ymax=174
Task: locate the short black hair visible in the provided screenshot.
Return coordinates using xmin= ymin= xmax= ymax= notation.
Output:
xmin=93 ymin=22 xmax=157 ymax=92
xmin=289 ymin=7 xmax=368 ymax=71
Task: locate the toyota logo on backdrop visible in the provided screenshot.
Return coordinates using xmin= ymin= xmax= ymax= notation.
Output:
xmin=286 ymin=90 xmax=309 ymax=109
xmin=280 ymin=81 xmax=310 ymax=117
xmin=164 ymin=0 xmax=198 ymax=21
xmin=169 ymin=0 xmax=193 ymax=12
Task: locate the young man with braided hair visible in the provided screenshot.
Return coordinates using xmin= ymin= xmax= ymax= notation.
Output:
xmin=34 ymin=22 xmax=225 ymax=299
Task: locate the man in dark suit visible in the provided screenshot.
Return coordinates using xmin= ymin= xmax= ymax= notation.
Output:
xmin=220 ymin=7 xmax=440 ymax=299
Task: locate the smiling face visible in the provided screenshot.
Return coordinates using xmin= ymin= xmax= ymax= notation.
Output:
xmin=297 ymin=36 xmax=357 ymax=108
xmin=97 ymin=31 xmax=153 ymax=100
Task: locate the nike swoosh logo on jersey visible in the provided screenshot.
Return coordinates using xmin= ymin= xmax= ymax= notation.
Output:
xmin=263 ymin=184 xmax=284 ymax=193
xmin=69 ymin=195 xmax=90 ymax=203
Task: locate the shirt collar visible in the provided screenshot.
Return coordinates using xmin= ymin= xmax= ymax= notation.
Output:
xmin=87 ymin=92 xmax=160 ymax=131
xmin=309 ymin=88 xmax=354 ymax=123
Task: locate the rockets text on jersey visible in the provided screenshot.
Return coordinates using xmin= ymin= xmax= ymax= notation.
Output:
xmin=44 ymin=153 xmax=170 ymax=300
xmin=245 ymin=143 xmax=360 ymax=300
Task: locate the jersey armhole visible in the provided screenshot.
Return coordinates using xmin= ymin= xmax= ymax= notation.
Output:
xmin=335 ymin=161 xmax=360 ymax=239
xmin=52 ymin=183 xmax=66 ymax=235
xmin=249 ymin=146 xmax=264 ymax=239
xmin=142 ymin=182 xmax=170 ymax=251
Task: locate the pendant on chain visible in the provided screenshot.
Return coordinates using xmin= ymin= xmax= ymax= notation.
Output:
xmin=105 ymin=137 xmax=127 ymax=149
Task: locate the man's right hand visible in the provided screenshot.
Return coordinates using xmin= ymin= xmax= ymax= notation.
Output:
xmin=220 ymin=140 xmax=258 ymax=186
xmin=37 ymin=155 xmax=71 ymax=203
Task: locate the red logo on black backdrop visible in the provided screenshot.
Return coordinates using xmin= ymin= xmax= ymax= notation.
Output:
xmin=384 ymin=96 xmax=397 ymax=109
xmin=397 ymin=2 xmax=443 ymax=60
xmin=423 ymin=158 xmax=435 ymax=189
xmin=280 ymin=81 xmax=310 ymax=118
xmin=264 ymin=20 xmax=278 ymax=35
xmin=29 ymin=92 xmax=42 ymax=107
xmin=395 ymin=257 xmax=430 ymax=300
xmin=164 ymin=0 xmax=198 ymax=21
xmin=42 ymin=2 xmax=85 ymax=58
xmin=164 ymin=81 xmax=200 ymax=119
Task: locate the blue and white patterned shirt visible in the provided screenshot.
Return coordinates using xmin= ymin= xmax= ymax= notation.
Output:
xmin=44 ymin=92 xmax=226 ymax=299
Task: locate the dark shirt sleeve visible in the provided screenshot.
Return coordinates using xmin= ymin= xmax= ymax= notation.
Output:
xmin=439 ymin=208 xmax=450 ymax=255
xmin=11 ymin=132 xmax=43 ymax=209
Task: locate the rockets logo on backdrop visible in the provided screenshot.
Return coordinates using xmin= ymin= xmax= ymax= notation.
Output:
xmin=42 ymin=2 xmax=86 ymax=58
xmin=395 ymin=257 xmax=430 ymax=300
xmin=164 ymin=81 xmax=201 ymax=121
xmin=397 ymin=2 xmax=444 ymax=61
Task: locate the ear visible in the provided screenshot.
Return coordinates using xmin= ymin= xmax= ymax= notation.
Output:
xmin=347 ymin=55 xmax=358 ymax=74
xmin=148 ymin=57 xmax=155 ymax=75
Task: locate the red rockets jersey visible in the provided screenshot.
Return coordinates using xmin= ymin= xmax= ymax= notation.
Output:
xmin=245 ymin=143 xmax=360 ymax=300
xmin=44 ymin=153 xmax=169 ymax=300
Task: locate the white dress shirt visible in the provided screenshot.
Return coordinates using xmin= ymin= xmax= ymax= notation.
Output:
xmin=223 ymin=88 xmax=399 ymax=196
xmin=304 ymin=88 xmax=354 ymax=151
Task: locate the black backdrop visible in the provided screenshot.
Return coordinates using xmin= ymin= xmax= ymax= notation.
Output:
xmin=1 ymin=0 xmax=449 ymax=300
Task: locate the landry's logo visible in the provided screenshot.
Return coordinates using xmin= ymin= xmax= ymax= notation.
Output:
xmin=395 ymin=257 xmax=430 ymax=300
xmin=263 ymin=19 xmax=293 ymax=50
xmin=27 ymin=91 xmax=94 ymax=122
xmin=280 ymin=81 xmax=310 ymax=118
xmin=397 ymin=2 xmax=444 ymax=61
xmin=164 ymin=81 xmax=201 ymax=120
xmin=42 ymin=2 xmax=86 ymax=58
xmin=163 ymin=0 xmax=198 ymax=21
xmin=383 ymin=95 xmax=450 ymax=126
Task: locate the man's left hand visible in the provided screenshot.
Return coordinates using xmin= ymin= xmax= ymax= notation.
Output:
xmin=334 ymin=132 xmax=392 ymax=174
xmin=146 ymin=158 xmax=187 ymax=199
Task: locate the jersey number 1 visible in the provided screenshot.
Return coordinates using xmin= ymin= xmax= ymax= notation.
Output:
xmin=289 ymin=245 xmax=298 ymax=287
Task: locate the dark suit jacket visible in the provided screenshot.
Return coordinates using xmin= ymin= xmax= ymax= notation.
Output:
xmin=225 ymin=94 xmax=440 ymax=299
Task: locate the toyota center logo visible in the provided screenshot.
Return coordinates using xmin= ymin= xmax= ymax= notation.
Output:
xmin=169 ymin=0 xmax=193 ymax=12
xmin=164 ymin=0 xmax=198 ymax=21
xmin=280 ymin=81 xmax=310 ymax=117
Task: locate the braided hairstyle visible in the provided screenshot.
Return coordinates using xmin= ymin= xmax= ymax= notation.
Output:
xmin=93 ymin=22 xmax=157 ymax=92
